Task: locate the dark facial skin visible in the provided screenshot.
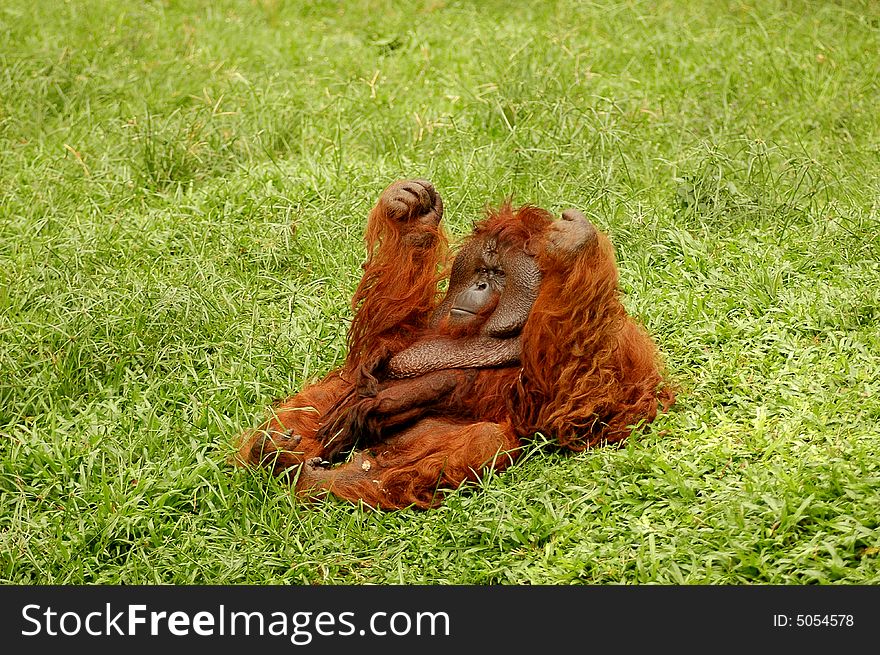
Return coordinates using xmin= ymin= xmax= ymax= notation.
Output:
xmin=430 ymin=237 xmax=540 ymax=337
xmin=446 ymin=243 xmax=506 ymax=329
xmin=384 ymin=235 xmax=540 ymax=379
xmin=449 ymin=274 xmax=498 ymax=320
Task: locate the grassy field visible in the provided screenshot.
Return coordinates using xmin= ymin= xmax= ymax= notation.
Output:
xmin=1 ymin=0 xmax=878 ymax=584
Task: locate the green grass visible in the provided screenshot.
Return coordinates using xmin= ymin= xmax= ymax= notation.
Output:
xmin=2 ymin=0 xmax=879 ymax=584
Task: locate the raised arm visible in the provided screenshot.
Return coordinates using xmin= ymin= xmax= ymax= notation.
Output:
xmin=344 ymin=179 xmax=448 ymax=387
xmin=513 ymin=208 xmax=675 ymax=449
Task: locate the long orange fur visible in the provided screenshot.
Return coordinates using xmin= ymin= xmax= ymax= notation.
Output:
xmin=235 ymin=183 xmax=674 ymax=509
